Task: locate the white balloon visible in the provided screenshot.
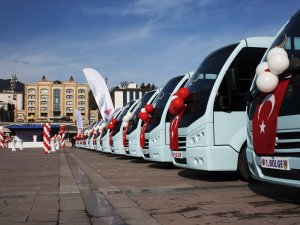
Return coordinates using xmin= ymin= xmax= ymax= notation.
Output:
xmin=268 ymin=53 xmax=289 ymax=75
xmin=256 ymin=72 xmax=279 ymax=93
xmin=141 ymin=108 xmax=146 ymax=113
xmin=123 ymin=115 xmax=129 ymax=122
xmin=100 ymin=123 xmax=106 ymax=128
xmin=122 ymin=121 xmax=129 ymax=128
xmin=127 ymin=112 xmax=133 ymax=119
xmin=256 ymin=62 xmax=269 ymax=76
xmin=267 ymin=47 xmax=288 ymax=61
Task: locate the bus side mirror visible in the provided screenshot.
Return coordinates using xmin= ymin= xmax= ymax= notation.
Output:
xmin=226 ymin=68 xmax=239 ymax=93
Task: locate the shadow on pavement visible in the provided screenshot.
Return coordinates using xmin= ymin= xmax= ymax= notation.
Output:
xmin=148 ymin=162 xmax=178 ymax=169
xmin=115 ymin=155 xmax=136 ymax=160
xmin=178 ymin=169 xmax=240 ymax=182
xmin=248 ymin=182 xmax=300 ymax=204
xmin=130 ymin=158 xmax=152 ymax=164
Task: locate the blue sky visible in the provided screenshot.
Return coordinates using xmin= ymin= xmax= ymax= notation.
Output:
xmin=0 ymin=0 xmax=299 ymax=88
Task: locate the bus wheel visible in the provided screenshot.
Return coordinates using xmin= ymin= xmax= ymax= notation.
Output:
xmin=238 ymin=145 xmax=253 ymax=182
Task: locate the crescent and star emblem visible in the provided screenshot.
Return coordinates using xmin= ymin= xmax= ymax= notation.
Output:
xmin=257 ymin=94 xmax=276 ymax=134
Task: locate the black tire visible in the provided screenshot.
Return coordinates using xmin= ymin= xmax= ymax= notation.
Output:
xmin=238 ymin=145 xmax=253 ymax=182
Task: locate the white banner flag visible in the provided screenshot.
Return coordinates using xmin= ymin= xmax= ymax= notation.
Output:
xmin=75 ymin=109 xmax=84 ymax=133
xmin=83 ymin=68 xmax=115 ymax=122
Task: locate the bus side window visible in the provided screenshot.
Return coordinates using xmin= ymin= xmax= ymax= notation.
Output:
xmin=214 ymin=47 xmax=267 ymax=111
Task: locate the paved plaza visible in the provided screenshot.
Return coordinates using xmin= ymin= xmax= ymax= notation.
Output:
xmin=0 ymin=146 xmax=299 ymax=225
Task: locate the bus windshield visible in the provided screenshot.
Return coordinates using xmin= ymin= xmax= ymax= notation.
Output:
xmin=101 ymin=109 xmax=121 ymax=137
xmin=127 ymin=90 xmax=156 ymax=134
xmin=179 ymin=44 xmax=238 ymax=127
xmin=146 ymin=76 xmax=184 ymax=132
xmin=112 ymin=101 xmax=136 ymax=135
xmin=248 ymin=13 xmax=300 ymax=120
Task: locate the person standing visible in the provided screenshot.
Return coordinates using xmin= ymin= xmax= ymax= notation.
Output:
xmin=71 ymin=137 xmax=76 ymax=148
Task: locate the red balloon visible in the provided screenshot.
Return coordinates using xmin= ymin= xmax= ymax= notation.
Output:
xmin=108 ymin=123 xmax=115 ymax=130
xmin=169 ymin=103 xmax=177 ymax=115
xmin=145 ymin=104 xmax=154 ymax=113
xmin=111 ymin=118 xmax=118 ymax=124
xmin=172 ymin=97 xmax=185 ymax=112
xmin=177 ymin=87 xmax=190 ymax=100
xmin=140 ymin=112 xmax=149 ymax=121
xmin=138 ymin=112 xmax=142 ymax=119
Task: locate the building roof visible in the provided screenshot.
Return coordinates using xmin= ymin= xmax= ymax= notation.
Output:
xmin=53 ymin=80 xmax=62 ymax=84
xmin=41 ymin=75 xmax=47 ymax=81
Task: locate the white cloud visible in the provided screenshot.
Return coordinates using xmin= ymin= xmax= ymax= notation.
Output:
xmin=127 ymin=0 xmax=215 ymax=16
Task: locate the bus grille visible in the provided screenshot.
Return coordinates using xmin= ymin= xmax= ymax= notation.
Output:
xmin=144 ymin=138 xmax=149 ymax=149
xmin=261 ymin=168 xmax=300 ymax=181
xmin=275 ymin=131 xmax=300 ymax=150
xmin=178 ymin=136 xmax=186 ymax=151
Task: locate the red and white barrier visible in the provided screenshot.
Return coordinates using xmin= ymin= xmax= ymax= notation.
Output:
xmin=43 ymin=123 xmax=51 ymax=154
xmin=0 ymin=126 xmax=4 ymax=148
xmin=60 ymin=125 xmax=65 ymax=148
xmin=55 ymin=134 xmax=61 ymax=150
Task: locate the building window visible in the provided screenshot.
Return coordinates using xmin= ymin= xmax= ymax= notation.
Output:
xmin=78 ymin=95 xmax=85 ymax=100
xmin=41 ymin=107 xmax=47 ymax=111
xmin=28 ymin=101 xmax=35 ymax=106
xmin=53 ymin=89 xmax=61 ymax=112
xmin=135 ymin=90 xmax=139 ymax=99
xmin=28 ymin=95 xmax=35 ymax=99
xmin=28 ymin=88 xmax=36 ymax=94
xmin=66 ymin=89 xmax=73 ymax=94
xmin=79 ymin=107 xmax=85 ymax=111
xmin=78 ymin=89 xmax=85 ymax=94
xmin=130 ymin=90 xmax=134 ymax=101
xmin=41 ymin=113 xmax=47 ymax=117
xmin=78 ymin=101 xmax=85 ymax=106
xmin=66 ymin=95 xmax=73 ymax=99
xmin=66 ymin=107 xmax=73 ymax=112
xmin=41 ymin=95 xmax=47 ymax=99
xmin=123 ymin=91 xmax=127 ymax=106
xmin=66 ymin=101 xmax=73 ymax=106
xmin=41 ymin=101 xmax=47 ymax=105
xmin=41 ymin=88 xmax=48 ymax=94
xmin=28 ymin=107 xmax=35 ymax=111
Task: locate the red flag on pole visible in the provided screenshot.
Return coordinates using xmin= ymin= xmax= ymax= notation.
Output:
xmin=252 ymin=78 xmax=291 ymax=155
xmin=140 ymin=119 xmax=150 ymax=148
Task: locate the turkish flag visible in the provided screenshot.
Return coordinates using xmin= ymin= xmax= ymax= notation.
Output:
xmin=170 ymin=107 xmax=185 ymax=150
xmin=123 ymin=126 xmax=129 ymax=147
xmin=252 ymin=78 xmax=291 ymax=155
xmin=140 ymin=119 xmax=150 ymax=148
xmin=109 ymin=131 xmax=113 ymax=147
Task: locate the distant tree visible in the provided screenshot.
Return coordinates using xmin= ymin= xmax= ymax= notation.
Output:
xmin=140 ymin=82 xmax=146 ymax=89
xmin=150 ymin=82 xmax=156 ymax=90
xmin=120 ymin=81 xmax=129 ymax=88
xmin=145 ymin=83 xmax=151 ymax=89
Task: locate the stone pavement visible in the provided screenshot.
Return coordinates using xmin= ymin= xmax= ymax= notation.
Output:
xmin=0 ymin=147 xmax=300 ymax=225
